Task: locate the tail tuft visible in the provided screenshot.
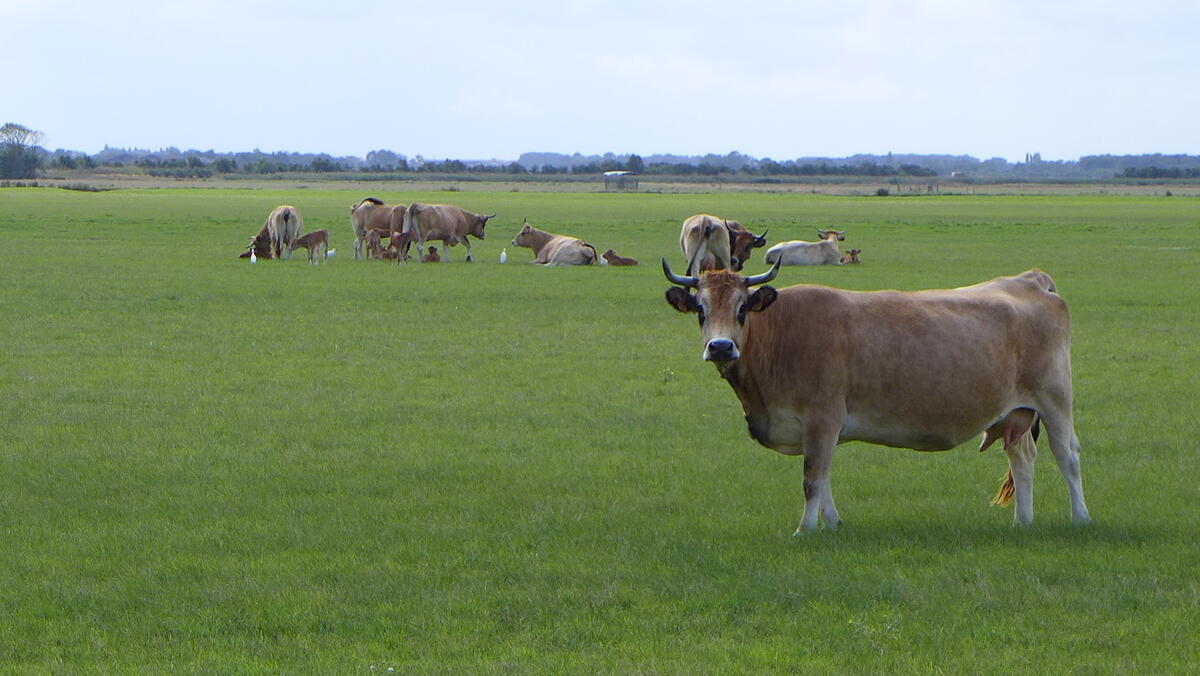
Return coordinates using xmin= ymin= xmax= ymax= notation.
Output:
xmin=991 ymin=470 xmax=1015 ymax=507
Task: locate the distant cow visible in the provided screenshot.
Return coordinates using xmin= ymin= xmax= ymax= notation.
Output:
xmin=288 ymin=229 xmax=330 ymax=264
xmin=350 ymin=197 xmax=407 ymax=261
xmin=840 ymin=249 xmax=862 ymax=264
xmin=662 ymin=259 xmax=1091 ymax=533
xmin=422 ymin=246 xmax=441 ymax=263
xmin=512 ymin=219 xmax=597 ymax=265
xmin=240 ymin=223 xmax=274 ymax=259
xmin=764 ymin=229 xmax=845 ymax=266
xmin=679 ymin=215 xmax=768 ymax=275
xmin=265 ymin=205 xmax=303 ymax=259
xmin=602 ymin=249 xmax=639 ymax=266
xmin=402 ymin=202 xmax=494 ymax=262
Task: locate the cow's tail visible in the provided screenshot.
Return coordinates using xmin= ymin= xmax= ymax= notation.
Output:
xmin=353 ymin=196 xmax=384 ymax=211
xmin=990 ymin=415 xmax=1041 ymax=507
xmin=582 ymin=242 xmax=598 ymax=265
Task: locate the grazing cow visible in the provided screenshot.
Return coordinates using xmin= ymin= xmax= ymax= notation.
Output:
xmin=764 ymin=229 xmax=845 ymax=266
xmin=288 ymin=229 xmax=330 ymax=264
xmin=422 ymin=246 xmax=441 ymax=263
xmin=350 ymin=197 xmax=407 ymax=261
xmin=840 ymin=249 xmax=862 ymax=264
xmin=401 ymin=202 xmax=494 ymax=262
xmin=661 ymin=259 xmax=1091 ymax=533
xmin=240 ymin=223 xmax=274 ymax=259
xmin=264 ymin=205 xmax=303 ymax=259
xmin=511 ymin=219 xmax=598 ymax=266
xmin=602 ymin=249 xmax=639 ymax=266
xmin=679 ymin=214 xmax=768 ymax=274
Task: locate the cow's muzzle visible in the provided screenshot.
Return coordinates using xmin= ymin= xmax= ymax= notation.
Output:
xmin=704 ymin=338 xmax=740 ymax=362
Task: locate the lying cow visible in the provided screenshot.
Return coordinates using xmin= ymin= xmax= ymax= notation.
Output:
xmin=840 ymin=249 xmax=862 ymax=264
xmin=764 ymin=229 xmax=845 ymax=266
xmin=662 ymin=258 xmax=1091 ymax=533
xmin=350 ymin=197 xmax=406 ymax=261
xmin=602 ymin=249 xmax=639 ymax=266
xmin=402 ymin=202 xmax=494 ymax=262
xmin=679 ymin=215 xmax=768 ymax=275
xmin=240 ymin=223 xmax=274 ymax=259
xmin=421 ymin=246 xmax=441 ymax=263
xmin=288 ymin=229 xmax=330 ymax=264
xmin=512 ymin=219 xmax=597 ymax=265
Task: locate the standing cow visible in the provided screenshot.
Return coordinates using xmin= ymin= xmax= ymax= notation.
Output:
xmin=350 ymin=197 xmax=407 ymax=261
xmin=679 ymin=215 xmax=768 ymax=275
xmin=511 ymin=219 xmax=598 ymax=266
xmin=662 ymin=258 xmax=1090 ymax=533
xmin=402 ymin=203 xmax=494 ymax=262
xmin=265 ymin=205 xmax=303 ymax=259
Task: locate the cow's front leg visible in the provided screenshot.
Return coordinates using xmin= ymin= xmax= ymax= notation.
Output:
xmin=463 ymin=239 xmax=474 ymax=262
xmin=797 ymin=428 xmax=840 ymax=534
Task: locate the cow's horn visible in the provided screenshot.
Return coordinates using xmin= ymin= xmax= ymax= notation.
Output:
xmin=754 ymin=227 xmax=769 ymax=244
xmin=661 ymin=258 xmax=698 ymax=288
xmin=744 ymin=258 xmax=782 ymax=287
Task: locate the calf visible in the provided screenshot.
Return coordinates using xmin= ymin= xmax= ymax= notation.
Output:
xmin=840 ymin=249 xmax=862 ymax=264
xmin=288 ymin=229 xmax=330 ymax=264
xmin=602 ymin=249 xmax=639 ymax=266
xmin=422 ymin=246 xmax=441 ymax=263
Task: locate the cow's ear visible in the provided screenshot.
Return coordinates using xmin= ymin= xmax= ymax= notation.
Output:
xmin=747 ymin=286 xmax=778 ymax=312
xmin=665 ymin=287 xmax=699 ymax=313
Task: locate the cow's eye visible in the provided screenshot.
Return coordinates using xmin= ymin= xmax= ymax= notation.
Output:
xmin=736 ymin=305 xmax=747 ymax=324
xmin=697 ymin=308 xmax=707 ymax=326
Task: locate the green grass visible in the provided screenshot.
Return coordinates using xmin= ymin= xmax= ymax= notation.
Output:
xmin=1 ymin=186 xmax=1198 ymax=672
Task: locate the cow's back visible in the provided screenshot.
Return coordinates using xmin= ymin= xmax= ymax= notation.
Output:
xmin=766 ymin=240 xmax=839 ymax=265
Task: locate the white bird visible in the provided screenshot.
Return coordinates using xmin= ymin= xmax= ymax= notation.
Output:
xmin=249 ymin=251 xmax=257 ymax=263
xmin=499 ymin=247 xmax=508 ymax=263
xmin=326 ymin=249 xmax=336 ymax=258
xmin=599 ymin=255 xmax=608 ymax=265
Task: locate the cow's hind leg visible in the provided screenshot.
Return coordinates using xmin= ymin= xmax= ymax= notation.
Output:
xmin=1040 ymin=408 xmax=1091 ymax=525
xmin=1002 ymin=430 xmax=1038 ymax=525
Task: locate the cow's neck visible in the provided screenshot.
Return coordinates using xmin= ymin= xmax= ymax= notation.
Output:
xmin=524 ymin=228 xmax=553 ymax=255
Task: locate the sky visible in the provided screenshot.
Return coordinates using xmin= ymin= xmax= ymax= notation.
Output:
xmin=4 ymin=0 xmax=1197 ymax=163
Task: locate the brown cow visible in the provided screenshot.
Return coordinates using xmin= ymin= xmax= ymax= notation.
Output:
xmin=240 ymin=223 xmax=274 ymax=259
xmin=350 ymin=197 xmax=406 ymax=261
xmin=288 ymin=229 xmax=330 ymax=264
xmin=662 ymin=258 xmax=1090 ymax=533
xmin=401 ymin=202 xmax=494 ymax=262
xmin=602 ymin=249 xmax=639 ymax=266
xmin=421 ymin=246 xmax=441 ymax=263
xmin=511 ymin=219 xmax=597 ymax=266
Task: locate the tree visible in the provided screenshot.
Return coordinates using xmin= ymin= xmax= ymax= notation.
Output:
xmin=625 ymin=154 xmax=644 ymax=173
xmin=1 ymin=122 xmax=45 ymax=179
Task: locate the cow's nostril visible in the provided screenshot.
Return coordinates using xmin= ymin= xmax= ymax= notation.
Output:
xmin=705 ymin=339 xmax=739 ymax=361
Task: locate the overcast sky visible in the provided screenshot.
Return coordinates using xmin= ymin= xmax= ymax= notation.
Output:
xmin=4 ymin=0 xmax=1196 ymax=162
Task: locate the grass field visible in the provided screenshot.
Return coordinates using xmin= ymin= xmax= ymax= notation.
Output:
xmin=2 ymin=185 xmax=1198 ymax=672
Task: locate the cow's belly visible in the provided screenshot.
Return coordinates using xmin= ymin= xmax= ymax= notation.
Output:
xmin=840 ymin=412 xmax=985 ymax=451
xmin=746 ymin=408 xmax=989 ymax=454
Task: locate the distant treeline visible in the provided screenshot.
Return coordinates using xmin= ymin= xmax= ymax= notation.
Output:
xmin=9 ymin=133 xmax=1200 ymax=181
